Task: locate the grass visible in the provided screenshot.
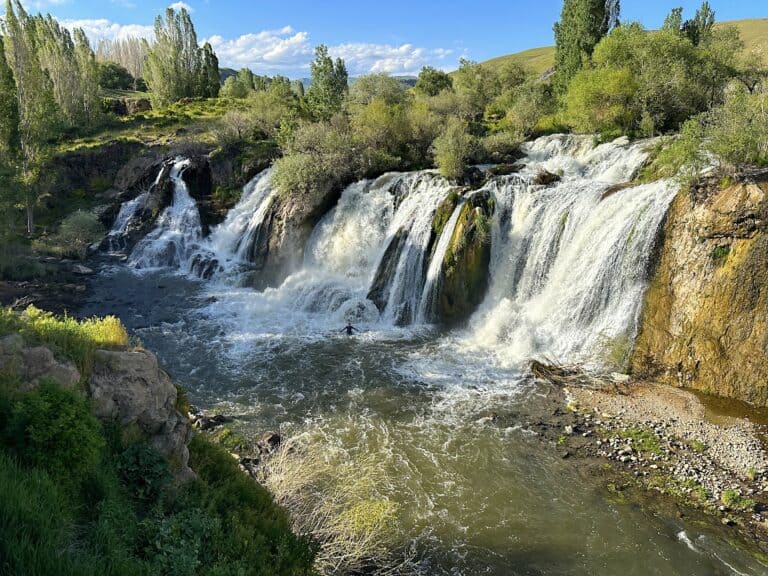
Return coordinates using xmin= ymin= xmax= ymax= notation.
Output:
xmin=0 ymin=305 xmax=129 ymax=374
xmin=710 ymin=244 xmax=731 ymax=265
xmin=721 ymin=489 xmax=756 ymax=512
xmin=618 ymin=427 xmax=662 ymax=455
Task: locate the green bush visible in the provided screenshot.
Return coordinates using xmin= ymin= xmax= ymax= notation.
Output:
xmin=433 ymin=117 xmax=475 ymax=181
xmin=118 ymin=443 xmax=172 ymax=503
xmin=564 ymin=67 xmax=638 ymax=137
xmin=4 ymin=381 xmax=104 ymax=484
xmin=35 ymin=209 xmax=104 ymax=260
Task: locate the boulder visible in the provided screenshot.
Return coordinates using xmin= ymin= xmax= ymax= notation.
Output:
xmin=89 ymin=349 xmax=194 ymax=480
xmin=0 ymin=334 xmax=80 ymax=389
xmin=533 ymin=170 xmax=561 ymax=186
xmin=126 ymin=98 xmax=151 ymax=115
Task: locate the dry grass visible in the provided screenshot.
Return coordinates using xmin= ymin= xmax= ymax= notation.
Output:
xmin=259 ymin=436 xmax=412 ymax=575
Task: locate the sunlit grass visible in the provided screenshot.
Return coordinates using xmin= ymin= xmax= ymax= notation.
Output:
xmin=0 ymin=306 xmax=129 ymax=373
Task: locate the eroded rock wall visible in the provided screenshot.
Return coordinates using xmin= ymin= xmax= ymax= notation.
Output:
xmin=632 ymin=180 xmax=768 ymax=405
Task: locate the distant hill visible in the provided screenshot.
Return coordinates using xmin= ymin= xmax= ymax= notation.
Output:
xmin=477 ymin=18 xmax=768 ymax=76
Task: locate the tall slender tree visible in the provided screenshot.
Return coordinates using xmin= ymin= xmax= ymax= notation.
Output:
xmin=305 ymin=45 xmax=348 ymax=121
xmin=553 ymin=0 xmax=620 ymax=93
xmin=200 ymin=42 xmax=220 ymax=97
xmin=2 ymin=0 xmax=59 ymax=234
xmin=144 ymin=7 xmax=220 ymax=105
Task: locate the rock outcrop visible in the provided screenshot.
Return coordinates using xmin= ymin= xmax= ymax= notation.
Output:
xmin=89 ymin=349 xmax=194 ymax=480
xmin=434 ymin=191 xmax=495 ymax=324
xmin=632 ymin=179 xmax=768 ymax=406
xmin=0 ymin=334 xmax=81 ymax=389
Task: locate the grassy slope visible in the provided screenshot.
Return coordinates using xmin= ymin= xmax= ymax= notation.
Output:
xmin=478 ymin=18 xmax=768 ymax=75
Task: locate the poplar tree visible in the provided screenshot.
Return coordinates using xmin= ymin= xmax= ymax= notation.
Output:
xmin=553 ymin=0 xmax=620 ymax=93
xmin=306 ymin=45 xmax=348 ymax=120
xmin=200 ymin=42 xmax=220 ymax=97
xmin=144 ymin=7 xmax=220 ymax=105
xmin=2 ymin=0 xmax=59 ymax=234
xmin=0 ymin=41 xmax=20 ymax=235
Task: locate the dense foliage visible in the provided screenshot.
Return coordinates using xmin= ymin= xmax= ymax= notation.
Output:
xmin=0 ymin=309 xmax=316 ymax=575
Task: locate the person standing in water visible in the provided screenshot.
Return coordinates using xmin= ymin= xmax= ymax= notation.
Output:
xmin=341 ymin=322 xmax=358 ymax=336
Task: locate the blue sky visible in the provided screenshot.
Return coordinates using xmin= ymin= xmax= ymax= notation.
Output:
xmin=10 ymin=0 xmax=768 ymax=77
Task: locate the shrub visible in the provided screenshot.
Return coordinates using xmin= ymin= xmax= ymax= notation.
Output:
xmin=348 ymin=73 xmax=409 ymax=107
xmin=414 ymin=66 xmax=453 ymax=97
xmin=564 ymin=67 xmax=638 ymax=137
xmin=118 ymin=443 xmax=171 ymax=503
xmin=4 ymin=381 xmax=104 ymax=483
xmin=720 ymin=489 xmax=756 ymax=511
xmin=36 ymin=209 xmax=104 ymax=260
xmin=214 ymin=110 xmax=261 ymax=149
xmin=247 ymin=88 xmax=296 ymax=138
xmin=433 ymin=117 xmax=475 ymax=181
xmin=480 ymin=130 xmax=522 ymax=163
xmin=3 ymin=305 xmax=129 ymax=373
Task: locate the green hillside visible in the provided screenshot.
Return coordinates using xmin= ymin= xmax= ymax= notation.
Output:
xmin=478 ymin=18 xmax=768 ymax=75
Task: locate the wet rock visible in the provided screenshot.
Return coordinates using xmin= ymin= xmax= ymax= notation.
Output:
xmin=71 ymin=264 xmax=94 ymax=275
xmin=192 ymin=413 xmax=233 ymax=431
xmin=533 ymin=170 xmax=561 ymax=186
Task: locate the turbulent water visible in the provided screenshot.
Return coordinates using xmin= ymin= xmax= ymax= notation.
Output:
xmin=85 ymin=135 xmax=767 ymax=575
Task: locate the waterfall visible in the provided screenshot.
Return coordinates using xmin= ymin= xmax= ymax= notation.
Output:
xmin=103 ymin=166 xmax=165 ymax=253
xmin=128 ymin=158 xmax=203 ymax=271
xmin=367 ymin=172 xmax=451 ymax=325
xmin=464 ymin=136 xmax=676 ymax=365
xmin=188 ymin=168 xmax=278 ymax=279
xmin=416 ymin=201 xmax=464 ymax=323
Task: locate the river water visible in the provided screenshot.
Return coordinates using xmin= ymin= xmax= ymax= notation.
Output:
xmin=80 ymin=136 xmax=767 ymax=575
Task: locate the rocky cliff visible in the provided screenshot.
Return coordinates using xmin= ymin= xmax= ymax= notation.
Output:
xmin=632 ymin=178 xmax=768 ymax=406
xmin=0 ymin=335 xmax=193 ymax=479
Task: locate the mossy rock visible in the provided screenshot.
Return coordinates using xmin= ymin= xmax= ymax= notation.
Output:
xmin=434 ymin=191 xmax=494 ymax=325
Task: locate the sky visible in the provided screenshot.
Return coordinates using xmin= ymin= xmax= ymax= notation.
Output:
xmin=6 ymin=0 xmax=768 ymax=78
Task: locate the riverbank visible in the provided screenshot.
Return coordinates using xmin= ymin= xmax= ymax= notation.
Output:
xmin=528 ymin=370 xmax=768 ymax=560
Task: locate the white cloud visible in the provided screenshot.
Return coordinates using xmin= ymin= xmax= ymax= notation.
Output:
xmin=204 ymin=26 xmax=312 ymax=72
xmin=168 ymin=1 xmax=193 ymax=12
xmin=56 ymin=13 xmax=454 ymax=77
xmin=60 ymin=18 xmax=154 ymax=42
xmin=329 ymin=43 xmax=453 ymax=76
xmin=205 ymin=27 xmax=454 ymax=76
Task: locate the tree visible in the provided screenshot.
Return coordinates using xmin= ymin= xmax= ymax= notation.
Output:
xmin=98 ymin=61 xmax=136 ymax=90
xmin=95 ymin=37 xmax=148 ymax=89
xmin=144 ymin=7 xmax=219 ymax=105
xmin=0 ymin=43 xmax=20 ymax=237
xmin=433 ymin=117 xmax=474 ymax=181
xmin=553 ymin=0 xmax=620 ymax=93
xmin=348 ymin=73 xmax=408 ymax=107
xmin=452 ymin=58 xmax=500 ymax=125
xmin=564 ymin=67 xmax=638 ymax=135
xmin=236 ymin=68 xmax=255 ymax=91
xmin=415 ymin=66 xmax=453 ymax=96
xmin=219 ymin=76 xmax=249 ymax=99
xmin=305 ymin=45 xmax=348 ymax=121
xmin=3 ymin=0 xmax=60 ymax=234
xmin=682 ymin=1 xmax=715 ymax=46
xmin=199 ymin=42 xmax=220 ymax=97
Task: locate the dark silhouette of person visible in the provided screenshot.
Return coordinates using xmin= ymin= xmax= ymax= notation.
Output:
xmin=341 ymin=322 xmax=358 ymax=336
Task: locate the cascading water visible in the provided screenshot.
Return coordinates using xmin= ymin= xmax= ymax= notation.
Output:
xmin=464 ymin=135 xmax=674 ymax=365
xmin=128 ymin=158 xmax=203 ymax=271
xmin=103 ymin=166 xmax=165 ymax=253
xmin=367 ymin=172 xmax=452 ymax=325
xmin=416 ymin=200 xmax=464 ymax=323
xmin=84 ymin=134 xmax=768 ymax=576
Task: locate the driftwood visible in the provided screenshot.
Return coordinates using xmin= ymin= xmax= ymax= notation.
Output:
xmin=529 ymin=359 xmax=630 ymax=395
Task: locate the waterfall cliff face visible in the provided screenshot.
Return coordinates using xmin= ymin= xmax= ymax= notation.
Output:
xmin=107 ymin=135 xmax=677 ymax=366
xmin=128 ymin=159 xmax=203 ymax=271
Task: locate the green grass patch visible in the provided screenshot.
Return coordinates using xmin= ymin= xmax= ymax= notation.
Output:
xmin=618 ymin=427 xmax=662 ymax=455
xmin=0 ymin=305 xmax=129 ymax=374
xmin=721 ymin=489 xmax=756 ymax=512
xmin=710 ymin=244 xmax=731 ymax=265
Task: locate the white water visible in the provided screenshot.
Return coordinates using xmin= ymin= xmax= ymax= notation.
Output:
xmin=207 ymin=167 xmax=277 ymax=271
xmin=103 ymin=166 xmax=165 ymax=252
xmin=416 ymin=200 xmax=464 ymax=323
xmin=128 ymin=159 xmax=203 ymax=271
